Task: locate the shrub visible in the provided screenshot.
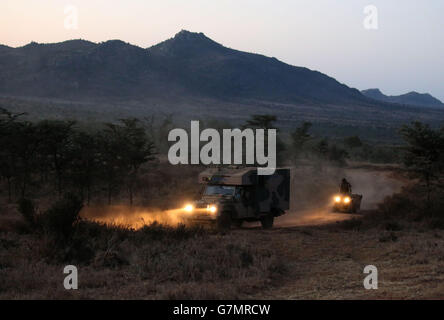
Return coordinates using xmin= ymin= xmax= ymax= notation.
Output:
xmin=39 ymin=193 xmax=83 ymax=241
xmin=137 ymin=222 xmax=206 ymax=241
xmin=17 ymin=198 xmax=37 ymax=227
xmin=377 ymin=191 xmax=416 ymax=219
xmin=339 ymin=218 xmax=362 ymax=231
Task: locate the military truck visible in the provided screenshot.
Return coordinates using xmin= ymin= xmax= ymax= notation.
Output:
xmin=183 ymin=167 xmax=290 ymax=229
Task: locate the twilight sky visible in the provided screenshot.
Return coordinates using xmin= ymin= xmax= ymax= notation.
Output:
xmin=1 ymin=0 xmax=443 ymax=100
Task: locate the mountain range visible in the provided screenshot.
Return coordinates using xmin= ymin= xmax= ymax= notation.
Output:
xmin=1 ymin=30 xmax=442 ymax=109
xmin=1 ymin=30 xmax=444 ymax=143
xmin=0 ymin=30 xmax=376 ymax=106
xmin=361 ymin=88 xmax=443 ymax=108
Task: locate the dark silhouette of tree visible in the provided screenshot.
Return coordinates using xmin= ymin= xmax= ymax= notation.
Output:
xmin=0 ymin=109 xmax=27 ymax=201
xmin=243 ymin=114 xmax=277 ymax=129
xmin=69 ymin=131 xmax=100 ymax=205
xmin=315 ymin=139 xmax=329 ymax=158
xmin=291 ymin=122 xmax=312 ymax=159
xmin=400 ymin=121 xmax=444 ymax=208
xmin=344 ymin=135 xmax=363 ymax=149
xmin=118 ymin=119 xmax=156 ymax=205
xmin=36 ymin=120 xmax=76 ymax=197
xmin=313 ymin=138 xmax=348 ymax=167
xmin=0 ymin=110 xmax=158 ymax=205
xmin=242 ymin=114 xmax=285 ymax=166
xmin=100 ymin=119 xmax=156 ymax=205
xmin=143 ymin=114 xmax=175 ymax=154
xmin=13 ymin=121 xmax=41 ymax=197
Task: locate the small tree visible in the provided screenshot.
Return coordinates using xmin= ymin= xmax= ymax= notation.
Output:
xmin=291 ymin=122 xmax=312 ymax=160
xmin=400 ymin=121 xmax=444 ymax=208
xmin=315 ymin=139 xmax=329 ymax=158
xmin=100 ymin=119 xmax=156 ymax=205
xmin=119 ymin=119 xmax=156 ymax=205
xmin=40 ymin=193 xmax=83 ymax=242
xmin=243 ymin=114 xmax=277 ymax=129
xmin=69 ymin=131 xmax=101 ymax=204
xmin=36 ymin=120 xmax=76 ymax=197
xmin=242 ymin=114 xmax=286 ymax=166
xmin=313 ymin=138 xmax=348 ymax=167
xmin=0 ymin=109 xmax=23 ymax=201
xmin=344 ymin=135 xmax=363 ymax=149
xmin=17 ymin=198 xmax=38 ymax=228
xmin=12 ymin=121 xmax=41 ymax=197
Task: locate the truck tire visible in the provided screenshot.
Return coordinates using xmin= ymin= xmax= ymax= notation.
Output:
xmin=217 ymin=209 xmax=232 ymax=231
xmin=260 ymin=215 xmax=274 ymax=229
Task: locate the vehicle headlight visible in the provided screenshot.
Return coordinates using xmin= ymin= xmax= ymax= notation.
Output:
xmin=207 ymin=205 xmax=217 ymax=213
xmin=334 ymin=196 xmax=341 ymax=203
xmin=343 ymin=197 xmax=351 ymax=204
xmin=184 ymin=204 xmax=194 ymax=212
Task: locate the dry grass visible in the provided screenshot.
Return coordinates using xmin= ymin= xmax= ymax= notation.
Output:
xmin=254 ymin=226 xmax=444 ymax=299
xmin=1 ymin=206 xmax=444 ymax=299
xmin=0 ymin=213 xmax=287 ymax=299
xmin=1 ymin=166 xmax=443 ymax=300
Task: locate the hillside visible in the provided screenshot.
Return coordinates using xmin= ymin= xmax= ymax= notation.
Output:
xmin=147 ymin=30 xmax=370 ymax=105
xmin=362 ymin=88 xmax=444 ymax=108
xmin=1 ymin=31 xmax=444 ymax=143
xmin=0 ymin=30 xmax=372 ymax=105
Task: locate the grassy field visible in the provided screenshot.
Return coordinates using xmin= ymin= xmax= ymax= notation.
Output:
xmin=1 ymin=213 xmax=444 ymax=299
xmin=1 ymin=164 xmax=443 ymax=300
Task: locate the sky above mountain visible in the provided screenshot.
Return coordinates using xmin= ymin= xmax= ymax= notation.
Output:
xmin=1 ymin=0 xmax=443 ymax=101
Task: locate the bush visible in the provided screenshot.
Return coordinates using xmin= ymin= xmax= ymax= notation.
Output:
xmin=17 ymin=198 xmax=37 ymax=227
xmin=340 ymin=218 xmax=362 ymax=231
xmin=39 ymin=193 xmax=83 ymax=241
xmin=137 ymin=222 xmax=206 ymax=241
xmin=377 ymin=187 xmax=418 ymax=219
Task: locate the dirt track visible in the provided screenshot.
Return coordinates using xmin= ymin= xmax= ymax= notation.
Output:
xmin=241 ymin=166 xmax=405 ymax=229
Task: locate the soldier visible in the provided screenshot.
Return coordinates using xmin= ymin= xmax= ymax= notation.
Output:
xmin=340 ymin=178 xmax=352 ymax=195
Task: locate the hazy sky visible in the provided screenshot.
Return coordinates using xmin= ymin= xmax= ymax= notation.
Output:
xmin=1 ymin=0 xmax=443 ymax=100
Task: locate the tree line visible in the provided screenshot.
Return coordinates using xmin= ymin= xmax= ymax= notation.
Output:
xmin=0 ymin=108 xmax=155 ymax=205
xmin=2 ymin=108 xmax=442 ymax=208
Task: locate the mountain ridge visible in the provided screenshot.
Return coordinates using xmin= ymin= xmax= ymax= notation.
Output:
xmin=361 ymin=88 xmax=443 ymax=108
xmin=0 ymin=30 xmax=375 ymax=106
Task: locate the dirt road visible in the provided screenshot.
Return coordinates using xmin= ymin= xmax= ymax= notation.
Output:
xmin=242 ymin=166 xmax=405 ymax=229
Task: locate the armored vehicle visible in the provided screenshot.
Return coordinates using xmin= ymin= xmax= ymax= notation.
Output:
xmin=183 ymin=167 xmax=290 ymax=229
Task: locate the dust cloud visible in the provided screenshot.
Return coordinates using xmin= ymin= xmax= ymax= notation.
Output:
xmin=80 ymin=166 xmax=404 ymax=229
xmin=275 ymin=166 xmax=405 ymax=227
xmin=80 ymin=205 xmax=192 ymax=229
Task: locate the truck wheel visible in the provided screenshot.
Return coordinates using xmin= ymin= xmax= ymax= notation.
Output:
xmin=217 ymin=210 xmax=232 ymax=231
xmin=260 ymin=215 xmax=274 ymax=229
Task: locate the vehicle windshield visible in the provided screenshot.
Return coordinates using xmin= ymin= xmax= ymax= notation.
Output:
xmin=204 ymin=185 xmax=236 ymax=196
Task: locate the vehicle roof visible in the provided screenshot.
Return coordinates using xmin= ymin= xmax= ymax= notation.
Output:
xmin=198 ymin=167 xmax=256 ymax=185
